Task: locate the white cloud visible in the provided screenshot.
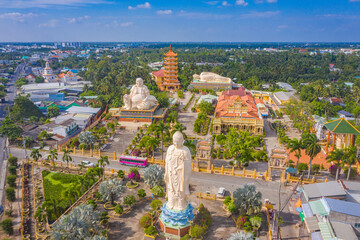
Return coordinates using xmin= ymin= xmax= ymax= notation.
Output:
xmin=205 ymin=1 xmax=220 ymax=5
xmin=157 ymin=10 xmax=173 ymax=15
xmin=67 ymin=15 xmax=90 ymax=24
xmin=120 ymin=22 xmax=133 ymax=27
xmin=241 ymin=10 xmax=280 ymax=18
xmin=276 ymin=25 xmax=288 ymax=31
xmin=128 ymin=2 xmax=151 ymax=10
xmin=235 ymin=0 xmax=248 ymax=6
xmin=178 ymin=10 xmax=231 ymax=19
xmin=0 ymin=0 xmax=112 ymax=8
xmin=349 ymin=0 xmax=360 ymax=2
xmin=222 ymin=1 xmax=231 ymax=6
xmin=266 ymin=0 xmax=277 ymax=3
xmin=0 ymin=12 xmax=38 ymax=22
xmin=254 ymin=0 xmax=264 ymax=3
xmin=38 ymin=19 xmax=58 ymax=27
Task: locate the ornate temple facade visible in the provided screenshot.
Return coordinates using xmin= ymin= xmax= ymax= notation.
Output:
xmin=163 ymin=45 xmax=180 ymax=91
xmin=213 ymin=87 xmax=264 ymax=135
xmin=42 ymin=61 xmax=56 ymax=82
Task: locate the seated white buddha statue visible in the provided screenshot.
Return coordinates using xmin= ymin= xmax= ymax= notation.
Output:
xmin=123 ymin=78 xmax=158 ymax=110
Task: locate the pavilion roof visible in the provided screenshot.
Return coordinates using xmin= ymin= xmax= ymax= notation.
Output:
xmin=324 ymin=118 xmax=360 ymax=135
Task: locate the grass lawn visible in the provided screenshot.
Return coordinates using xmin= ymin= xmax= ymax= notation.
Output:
xmin=42 ymin=170 xmax=95 ymax=222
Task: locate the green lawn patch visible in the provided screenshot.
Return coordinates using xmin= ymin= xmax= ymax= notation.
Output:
xmin=42 ymin=170 xmax=96 ymax=222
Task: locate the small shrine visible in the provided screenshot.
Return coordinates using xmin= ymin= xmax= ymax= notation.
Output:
xmin=268 ymin=148 xmax=288 ymax=181
xmin=194 ymin=141 xmax=212 ymax=171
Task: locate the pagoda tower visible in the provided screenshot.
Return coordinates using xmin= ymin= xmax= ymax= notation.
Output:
xmin=42 ymin=61 xmax=55 ymax=82
xmin=163 ymin=45 xmax=180 ymax=91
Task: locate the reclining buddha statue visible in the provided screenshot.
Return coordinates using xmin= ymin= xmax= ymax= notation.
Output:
xmin=123 ymin=78 xmax=158 ymax=110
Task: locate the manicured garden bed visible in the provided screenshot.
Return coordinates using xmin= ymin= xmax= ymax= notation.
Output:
xmin=42 ymin=171 xmax=96 ymax=221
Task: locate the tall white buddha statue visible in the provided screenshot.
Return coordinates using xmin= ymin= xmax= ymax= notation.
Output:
xmin=123 ymin=78 xmax=158 ymax=110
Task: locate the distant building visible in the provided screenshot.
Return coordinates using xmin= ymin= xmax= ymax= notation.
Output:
xmin=25 ymin=74 xmax=36 ymax=84
xmin=42 ymin=61 xmax=56 ymax=82
xmin=273 ymin=91 xmax=294 ymax=105
xmin=213 ymin=87 xmax=263 ymax=135
xmin=53 ymin=119 xmax=79 ymax=138
xmin=276 ymin=82 xmax=295 ymax=92
xmin=337 ymin=110 xmax=354 ymax=120
xmin=189 ymin=72 xmax=232 ymax=91
xmin=151 ymin=69 xmax=165 ymax=89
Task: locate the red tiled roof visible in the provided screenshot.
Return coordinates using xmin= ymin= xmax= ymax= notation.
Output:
xmin=255 ymin=99 xmax=265 ymax=104
xmin=152 ymin=69 xmax=165 ymax=78
xmin=330 ymin=97 xmax=342 ymax=103
xmin=215 ymin=88 xmax=259 ymax=119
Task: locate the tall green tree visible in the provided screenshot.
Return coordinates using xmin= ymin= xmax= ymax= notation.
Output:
xmin=0 ymin=118 xmax=23 ymax=141
xmin=344 ymin=146 xmax=357 ymax=181
xmin=30 ymin=149 xmax=42 ymax=162
xmin=302 ymin=133 xmax=321 ymax=178
xmin=287 ymin=138 xmax=303 ymax=173
xmin=11 ymin=95 xmax=43 ymax=120
xmin=47 ymin=149 xmax=58 ymax=168
xmin=47 ymin=105 xmax=60 ymax=118
xmin=153 ymin=121 xmax=169 ymax=160
xmin=62 ymin=149 xmax=73 ymax=171
xmin=326 ymin=148 xmax=345 ymax=181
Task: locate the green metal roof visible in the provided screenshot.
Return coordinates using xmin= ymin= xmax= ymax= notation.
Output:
xmin=318 ymin=221 xmax=336 ymax=240
xmin=324 ymin=118 xmax=360 ymax=135
xmin=309 ymin=200 xmax=328 ymax=216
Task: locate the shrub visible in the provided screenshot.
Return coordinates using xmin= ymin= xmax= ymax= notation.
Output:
xmin=137 ymin=189 xmax=146 ymax=198
xmin=249 ymin=216 xmax=262 ymax=229
xmin=343 ymin=167 xmax=358 ymax=179
xmin=243 ymin=221 xmax=253 ymax=232
xmin=329 ymin=165 xmax=340 ymax=176
xmin=150 ymin=199 xmax=163 ymax=211
xmin=223 ymin=196 xmax=231 ymax=206
xmin=78 ymin=143 xmax=87 ymax=150
xmin=139 ymin=214 xmax=152 ymax=228
xmin=227 ymin=202 xmax=237 ymax=213
xmin=8 ymin=157 xmax=18 ymax=167
xmin=124 ymin=195 xmax=137 ymax=207
xmin=151 ymin=186 xmax=165 ymax=197
xmin=88 ymin=199 xmax=97 ymax=210
xmin=189 ymin=224 xmax=206 ymax=239
xmin=236 ymin=216 xmax=249 ymax=229
xmin=144 ymin=226 xmax=157 ymax=236
xmin=298 ymin=163 xmax=309 ymax=171
xmin=1 ymin=219 xmax=13 ymax=235
xmin=311 ymin=164 xmax=320 ymax=173
xmin=8 ymin=166 xmax=17 ymax=175
xmin=6 ymin=175 xmax=16 ymax=188
xmin=117 ymin=170 xmax=124 ymax=179
xmin=114 ymin=204 xmax=124 ymax=214
xmin=5 ymin=188 xmax=15 ymax=202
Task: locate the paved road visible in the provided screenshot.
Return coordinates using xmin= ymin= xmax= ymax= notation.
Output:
xmin=0 ymin=63 xmax=25 ymax=206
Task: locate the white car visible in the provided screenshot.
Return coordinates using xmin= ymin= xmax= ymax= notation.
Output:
xmin=217 ymin=187 xmax=226 ymax=198
xmin=81 ymin=161 xmax=95 ymax=167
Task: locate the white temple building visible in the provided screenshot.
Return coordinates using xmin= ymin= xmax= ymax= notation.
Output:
xmin=42 ymin=61 xmax=56 ymax=82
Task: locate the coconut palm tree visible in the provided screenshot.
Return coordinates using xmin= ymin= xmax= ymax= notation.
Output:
xmin=35 ymin=205 xmax=47 ymax=223
xmin=62 ymin=149 xmax=73 ymax=171
xmin=30 ymin=149 xmax=42 ymax=162
xmin=146 ymin=137 xmax=160 ymax=157
xmin=47 ymin=149 xmax=58 ymax=168
xmin=99 ymin=178 xmax=125 ymax=206
xmin=326 ymin=148 xmax=344 ymax=181
xmin=344 ymin=146 xmax=357 ymax=181
xmin=153 ymin=121 xmax=169 ymax=160
xmin=171 ymin=122 xmax=187 ymax=138
xmin=286 ymin=138 xmax=303 ymax=173
xmin=184 ymin=140 xmax=196 ymax=156
xmin=302 ymin=133 xmax=321 ymax=178
xmin=97 ymin=156 xmax=109 ymax=178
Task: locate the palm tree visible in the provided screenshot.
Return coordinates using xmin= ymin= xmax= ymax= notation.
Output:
xmin=153 ymin=121 xmax=169 ymax=160
xmin=146 ymin=137 xmax=160 ymax=157
xmin=35 ymin=205 xmax=47 ymax=223
xmin=30 ymin=149 xmax=42 ymax=162
xmin=184 ymin=140 xmax=196 ymax=156
xmin=286 ymin=138 xmax=303 ymax=173
xmin=171 ymin=122 xmax=187 ymax=138
xmin=99 ymin=178 xmax=125 ymax=206
xmin=302 ymin=133 xmax=321 ymax=178
xmin=62 ymin=189 xmax=78 ymax=207
xmin=47 ymin=149 xmax=58 ymax=169
xmin=62 ymin=149 xmax=73 ymax=171
xmin=78 ymin=161 xmax=86 ymax=174
xmin=97 ymin=156 xmax=109 ymax=178
xmin=326 ymin=148 xmax=344 ymax=181
xmin=344 ymin=146 xmax=357 ymax=181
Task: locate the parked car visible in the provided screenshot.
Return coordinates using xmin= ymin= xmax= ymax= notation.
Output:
xmin=217 ymin=187 xmax=226 ymax=198
xmin=81 ymin=160 xmax=95 ymax=167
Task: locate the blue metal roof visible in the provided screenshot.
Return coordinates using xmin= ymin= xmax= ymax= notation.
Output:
xmin=324 ymin=197 xmax=360 ymax=217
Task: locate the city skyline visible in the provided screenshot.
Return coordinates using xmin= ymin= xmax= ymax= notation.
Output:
xmin=0 ymin=0 xmax=360 ymax=42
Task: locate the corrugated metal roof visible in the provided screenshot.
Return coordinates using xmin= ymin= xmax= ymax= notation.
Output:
xmin=303 ymin=181 xmax=346 ymax=200
xmin=330 ymin=220 xmax=358 ymax=240
xmin=324 ymin=197 xmax=360 ymax=217
xmin=318 ymin=221 xmax=336 ymax=240
xmin=309 ymin=200 xmax=329 ymax=216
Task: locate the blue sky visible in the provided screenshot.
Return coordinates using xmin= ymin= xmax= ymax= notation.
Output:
xmin=0 ymin=0 xmax=360 ymax=42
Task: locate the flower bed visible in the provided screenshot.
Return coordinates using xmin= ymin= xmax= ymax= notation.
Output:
xmin=126 ymin=182 xmax=139 ymax=189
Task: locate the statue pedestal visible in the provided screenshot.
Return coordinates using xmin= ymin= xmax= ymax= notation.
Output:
xmin=116 ymin=104 xmax=167 ymax=122
xmin=159 ymin=203 xmax=194 ymax=238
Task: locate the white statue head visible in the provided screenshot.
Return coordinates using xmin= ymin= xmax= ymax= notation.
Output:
xmin=136 ymin=78 xmax=144 ymax=87
xmin=173 ymin=131 xmax=184 ymax=149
